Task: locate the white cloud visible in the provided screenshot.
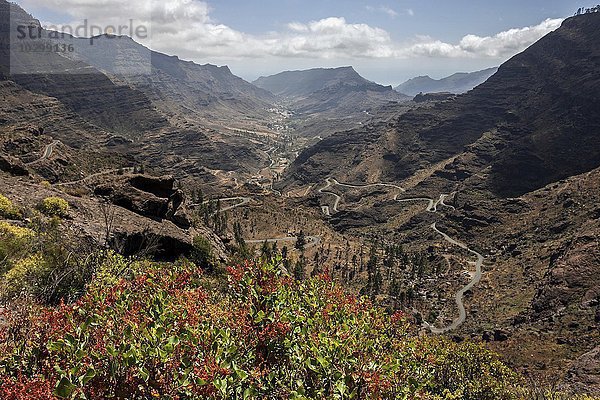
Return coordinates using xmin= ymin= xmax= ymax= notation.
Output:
xmin=20 ymin=0 xmax=564 ymax=62
xmin=400 ymin=18 xmax=563 ymax=58
xmin=457 ymin=18 xmax=563 ymax=57
xmin=366 ymin=5 xmax=399 ymax=18
xmin=407 ymin=9 xmax=414 ymax=17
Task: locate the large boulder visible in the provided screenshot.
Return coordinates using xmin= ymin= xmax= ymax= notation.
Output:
xmin=0 ymin=154 xmax=29 ymax=176
xmin=94 ymin=174 xmax=190 ymax=228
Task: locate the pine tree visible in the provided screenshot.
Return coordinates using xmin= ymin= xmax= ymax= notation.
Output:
xmin=295 ymin=230 xmax=306 ymax=251
xmin=293 ymin=256 xmax=305 ymax=280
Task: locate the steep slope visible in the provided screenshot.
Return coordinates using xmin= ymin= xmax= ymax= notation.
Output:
xmin=438 ymin=165 xmax=600 ymax=390
xmin=58 ymin=34 xmax=276 ymax=128
xmin=0 ymin=2 xmax=167 ymax=140
xmin=394 ymin=67 xmax=498 ymax=96
xmin=284 ymin=13 xmax=600 ymax=198
xmin=0 ymin=0 xmax=269 ymax=179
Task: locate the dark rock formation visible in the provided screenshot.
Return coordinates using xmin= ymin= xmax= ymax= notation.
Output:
xmin=94 ymin=174 xmax=189 ymax=228
xmin=0 ymin=154 xmax=28 ymax=176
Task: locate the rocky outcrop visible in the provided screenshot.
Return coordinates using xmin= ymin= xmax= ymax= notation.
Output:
xmin=0 ymin=174 xmax=227 ymax=264
xmin=564 ymin=346 xmax=600 ymax=395
xmin=0 ymin=154 xmax=28 ymax=176
xmin=94 ymin=174 xmax=189 ymax=228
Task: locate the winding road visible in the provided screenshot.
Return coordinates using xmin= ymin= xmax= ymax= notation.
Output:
xmin=318 ymin=177 xmax=406 ymax=215
xmin=317 ymin=177 xmax=484 ymax=334
xmin=425 ymin=222 xmax=484 ymax=333
xmin=246 ymin=235 xmax=321 ymax=249
xmin=26 ymin=140 xmax=60 ymax=165
xmin=189 ymin=197 xmax=252 ymax=216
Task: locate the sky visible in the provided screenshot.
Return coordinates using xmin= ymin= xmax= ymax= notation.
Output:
xmin=16 ymin=0 xmax=586 ymax=85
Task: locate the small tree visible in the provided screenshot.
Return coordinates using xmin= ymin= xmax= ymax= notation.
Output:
xmin=190 ymin=235 xmax=214 ymax=270
xmin=295 ymin=230 xmax=306 ymax=252
xmin=293 ymin=255 xmax=306 ymax=281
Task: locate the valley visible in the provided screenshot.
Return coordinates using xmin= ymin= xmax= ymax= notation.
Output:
xmin=1 ymin=0 xmax=600 ymax=397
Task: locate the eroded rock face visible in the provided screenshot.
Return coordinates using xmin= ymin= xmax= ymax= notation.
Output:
xmin=564 ymin=346 xmax=600 ymax=395
xmin=94 ymin=174 xmax=189 ymax=227
xmin=531 ymin=233 xmax=600 ymax=317
xmin=0 ymin=154 xmax=28 ymax=176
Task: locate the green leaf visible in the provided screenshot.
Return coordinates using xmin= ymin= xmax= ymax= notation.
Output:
xmin=235 ymin=368 xmax=249 ymax=381
xmin=47 ymin=340 xmax=64 ymax=352
xmin=335 ymin=380 xmax=347 ymax=396
xmin=75 ymin=349 xmax=87 ymax=361
xmin=243 ymin=387 xmax=255 ymax=399
xmin=316 ymin=355 xmax=330 ymax=369
xmin=254 ymin=310 xmax=266 ymax=323
xmin=196 ymin=378 xmax=208 ymax=386
xmin=139 ymin=367 xmax=150 ymax=382
xmin=79 ymin=368 xmax=96 ymax=385
xmin=54 ymin=377 xmax=76 ymax=399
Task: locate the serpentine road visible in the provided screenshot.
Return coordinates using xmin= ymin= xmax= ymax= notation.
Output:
xmin=190 ymin=197 xmax=251 ymax=214
xmin=246 ymin=235 xmax=321 ymax=249
xmin=318 ymin=177 xmax=406 ymax=216
xmin=317 ymin=178 xmax=484 ymax=333
xmin=426 ymin=222 xmax=483 ymax=333
xmin=26 ymin=140 xmax=60 ymax=165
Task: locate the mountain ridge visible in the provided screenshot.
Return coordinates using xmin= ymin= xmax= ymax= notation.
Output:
xmin=253 ymin=66 xmax=392 ymax=99
xmin=394 ymin=67 xmax=498 ymax=96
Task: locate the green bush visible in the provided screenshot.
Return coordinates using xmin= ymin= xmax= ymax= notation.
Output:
xmin=190 ymin=235 xmax=215 ymax=269
xmin=0 ymin=222 xmax=35 ymax=276
xmin=38 ymin=197 xmax=70 ymax=218
xmin=0 ymin=259 xmax=527 ymax=399
xmin=0 ymin=194 xmax=22 ymax=219
xmin=0 ymin=218 xmax=99 ymax=303
xmin=0 ymin=254 xmax=48 ymax=299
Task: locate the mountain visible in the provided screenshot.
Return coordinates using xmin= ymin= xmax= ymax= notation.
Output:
xmin=394 ymin=67 xmax=498 ymax=96
xmin=253 ymin=67 xmax=409 ymax=141
xmin=284 ymin=14 xmax=600 ymax=198
xmin=0 ymin=0 xmax=275 ymax=181
xmin=254 ymin=67 xmax=408 ymax=114
xmin=280 ymin=12 xmax=600 ymax=387
xmin=254 ymin=66 xmax=384 ymax=98
xmin=56 ymin=34 xmax=276 ymax=127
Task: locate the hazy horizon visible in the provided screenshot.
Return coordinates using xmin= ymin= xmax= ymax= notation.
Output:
xmin=15 ymin=0 xmax=585 ymax=85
